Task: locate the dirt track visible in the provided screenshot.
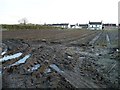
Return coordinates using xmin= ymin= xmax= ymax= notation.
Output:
xmin=1 ymin=29 xmax=119 ymax=88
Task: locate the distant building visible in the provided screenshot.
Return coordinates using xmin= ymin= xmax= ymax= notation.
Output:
xmin=88 ymin=21 xmax=103 ymax=30
xmin=48 ymin=23 xmax=69 ymax=28
xmin=70 ymin=24 xmax=84 ymax=29
xmin=103 ymin=23 xmax=117 ymax=30
xmin=79 ymin=24 xmax=88 ymax=29
xmin=70 ymin=25 xmax=76 ymax=28
xmin=118 ymin=24 xmax=120 ymax=29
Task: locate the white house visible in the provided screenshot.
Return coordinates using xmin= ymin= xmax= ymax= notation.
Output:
xmin=88 ymin=21 xmax=103 ymax=30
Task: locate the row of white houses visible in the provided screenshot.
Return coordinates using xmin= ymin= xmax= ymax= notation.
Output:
xmin=46 ymin=21 xmax=118 ymax=30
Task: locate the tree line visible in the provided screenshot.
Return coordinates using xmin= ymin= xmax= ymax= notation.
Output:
xmin=1 ymin=24 xmax=61 ymax=30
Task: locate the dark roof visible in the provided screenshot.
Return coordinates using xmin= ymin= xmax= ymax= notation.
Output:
xmin=70 ymin=25 xmax=76 ymax=27
xmin=89 ymin=21 xmax=102 ymax=25
xmin=79 ymin=24 xmax=88 ymax=27
xmin=47 ymin=23 xmax=69 ymax=26
xmin=52 ymin=23 xmax=69 ymax=26
xmin=103 ymin=24 xmax=116 ymax=26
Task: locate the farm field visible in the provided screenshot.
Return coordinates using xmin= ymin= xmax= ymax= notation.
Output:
xmin=1 ymin=29 xmax=119 ymax=88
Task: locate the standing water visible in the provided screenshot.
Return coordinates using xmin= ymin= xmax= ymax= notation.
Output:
xmin=28 ymin=64 xmax=41 ymax=72
xmin=0 ymin=53 xmax=22 ymax=62
xmin=1 ymin=49 xmax=7 ymax=56
xmin=9 ymin=54 xmax=31 ymax=67
xmin=50 ymin=64 xmax=64 ymax=73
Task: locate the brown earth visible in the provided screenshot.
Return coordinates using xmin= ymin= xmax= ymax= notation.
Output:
xmin=1 ymin=29 xmax=119 ymax=89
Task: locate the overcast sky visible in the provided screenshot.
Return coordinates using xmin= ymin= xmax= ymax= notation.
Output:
xmin=0 ymin=0 xmax=119 ymax=24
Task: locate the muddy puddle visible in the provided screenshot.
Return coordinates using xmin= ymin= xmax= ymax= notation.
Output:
xmin=9 ymin=54 xmax=31 ymax=67
xmin=1 ymin=49 xmax=7 ymax=56
xmin=0 ymin=52 xmax=22 ymax=62
xmin=28 ymin=64 xmax=41 ymax=72
xmin=44 ymin=68 xmax=51 ymax=73
xmin=27 ymin=63 xmax=63 ymax=74
xmin=0 ymin=52 xmax=31 ymax=75
xmin=50 ymin=64 xmax=64 ymax=73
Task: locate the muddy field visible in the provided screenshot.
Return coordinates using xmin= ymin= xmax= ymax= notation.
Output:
xmin=1 ymin=29 xmax=119 ymax=89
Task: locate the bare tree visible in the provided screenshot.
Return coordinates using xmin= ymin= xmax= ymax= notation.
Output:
xmin=18 ymin=18 xmax=28 ymax=25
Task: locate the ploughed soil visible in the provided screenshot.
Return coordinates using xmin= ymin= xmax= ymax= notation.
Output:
xmin=1 ymin=29 xmax=119 ymax=89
